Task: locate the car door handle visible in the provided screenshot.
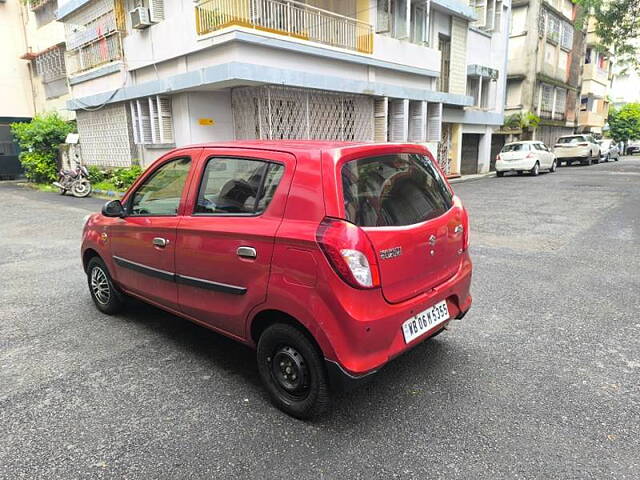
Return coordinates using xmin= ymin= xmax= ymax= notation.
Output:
xmin=237 ymin=246 xmax=257 ymax=259
xmin=153 ymin=237 xmax=169 ymax=248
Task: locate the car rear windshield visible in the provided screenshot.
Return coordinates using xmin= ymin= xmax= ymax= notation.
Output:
xmin=557 ymin=136 xmax=585 ymax=144
xmin=342 ymin=153 xmax=453 ymax=227
xmin=501 ymin=143 xmax=529 ymax=152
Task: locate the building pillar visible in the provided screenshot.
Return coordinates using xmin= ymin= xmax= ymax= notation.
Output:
xmin=477 ymin=127 xmax=492 ymax=173
xmin=449 ymin=123 xmax=462 ymax=176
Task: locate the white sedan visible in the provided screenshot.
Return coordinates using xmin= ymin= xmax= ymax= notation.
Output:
xmin=495 ymin=141 xmax=557 ymax=177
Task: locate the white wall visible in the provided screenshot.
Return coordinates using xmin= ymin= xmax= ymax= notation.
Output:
xmin=0 ymin=1 xmax=34 ymax=118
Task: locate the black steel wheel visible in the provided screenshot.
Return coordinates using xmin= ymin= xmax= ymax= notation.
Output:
xmin=257 ymin=323 xmax=329 ymax=419
xmin=87 ymin=257 xmax=125 ymax=315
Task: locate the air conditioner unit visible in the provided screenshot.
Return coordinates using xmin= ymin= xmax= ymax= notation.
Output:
xmin=130 ymin=7 xmax=151 ymax=29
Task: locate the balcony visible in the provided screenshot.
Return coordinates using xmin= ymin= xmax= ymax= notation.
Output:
xmin=194 ymin=0 xmax=373 ymax=54
xmin=583 ymin=63 xmax=609 ymax=86
xmin=66 ymin=32 xmax=123 ymax=76
xmin=578 ymin=111 xmax=605 ymax=128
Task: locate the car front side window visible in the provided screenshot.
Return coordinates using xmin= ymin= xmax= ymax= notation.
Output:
xmin=129 ymin=157 xmax=192 ymax=216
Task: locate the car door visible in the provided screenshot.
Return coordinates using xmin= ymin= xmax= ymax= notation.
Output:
xmin=109 ymin=154 xmax=196 ymax=310
xmin=175 ymin=148 xmax=295 ymax=338
xmin=540 ymin=143 xmax=554 ymax=167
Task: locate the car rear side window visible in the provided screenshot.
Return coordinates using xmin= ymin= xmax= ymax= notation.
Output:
xmin=342 ymin=153 xmax=453 ymax=227
xmin=195 ymin=157 xmax=284 ymax=215
xmin=502 ymin=143 xmax=528 ymax=152
xmin=557 ymin=136 xmax=584 ymax=144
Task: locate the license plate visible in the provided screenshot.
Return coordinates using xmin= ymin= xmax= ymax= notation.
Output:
xmin=402 ymin=300 xmax=450 ymax=344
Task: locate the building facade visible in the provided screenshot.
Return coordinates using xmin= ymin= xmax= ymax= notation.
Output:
xmin=0 ymin=0 xmax=36 ymax=178
xmin=20 ymin=0 xmax=75 ymax=121
xmin=503 ymin=0 xmax=584 ymax=147
xmin=577 ymin=16 xmax=612 ymax=134
xmin=55 ymin=0 xmax=510 ymax=175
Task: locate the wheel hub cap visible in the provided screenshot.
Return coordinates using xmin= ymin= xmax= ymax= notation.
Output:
xmin=271 ymin=346 xmax=308 ymax=394
xmin=90 ymin=267 xmax=111 ymax=305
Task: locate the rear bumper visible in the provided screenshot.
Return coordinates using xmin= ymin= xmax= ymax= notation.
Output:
xmin=495 ymin=158 xmax=536 ymax=171
xmin=555 ymin=150 xmax=590 ymax=159
xmin=325 ymin=303 xmax=471 ymax=391
xmin=323 ymin=253 xmax=473 ymax=379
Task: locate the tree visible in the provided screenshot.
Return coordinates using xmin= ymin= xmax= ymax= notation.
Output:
xmin=575 ymin=0 xmax=640 ymax=73
xmin=607 ymin=103 xmax=640 ymax=143
xmin=10 ymin=113 xmax=75 ymax=183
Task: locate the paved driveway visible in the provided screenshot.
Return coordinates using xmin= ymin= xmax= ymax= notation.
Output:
xmin=1 ymin=159 xmax=639 ymax=479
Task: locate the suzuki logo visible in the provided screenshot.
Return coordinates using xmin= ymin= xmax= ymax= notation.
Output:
xmin=428 ymin=235 xmax=437 ymax=246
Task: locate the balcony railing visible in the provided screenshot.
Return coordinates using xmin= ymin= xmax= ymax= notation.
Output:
xmin=195 ymin=0 xmax=373 ymax=54
xmin=29 ymin=0 xmax=55 ymax=11
xmin=66 ymin=32 xmax=123 ymax=76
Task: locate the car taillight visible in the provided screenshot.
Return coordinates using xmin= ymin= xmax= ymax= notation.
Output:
xmin=526 ymin=153 xmax=535 ymax=159
xmin=496 ymin=154 xmax=501 ymax=161
xmin=316 ymin=218 xmax=380 ymax=289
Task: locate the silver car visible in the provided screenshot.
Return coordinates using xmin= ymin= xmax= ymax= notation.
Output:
xmin=598 ymin=139 xmax=620 ymax=162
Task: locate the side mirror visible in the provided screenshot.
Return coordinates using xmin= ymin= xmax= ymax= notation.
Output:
xmin=102 ymin=199 xmax=125 ymax=217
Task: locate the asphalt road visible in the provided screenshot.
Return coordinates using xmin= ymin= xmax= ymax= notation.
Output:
xmin=1 ymin=158 xmax=639 ymax=479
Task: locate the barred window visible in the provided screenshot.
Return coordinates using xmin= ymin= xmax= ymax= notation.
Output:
xmin=547 ymin=14 xmax=560 ymax=43
xmin=561 ymin=21 xmax=573 ymax=50
xmin=554 ymin=88 xmax=567 ymax=120
xmin=540 ymin=84 xmax=554 ymax=118
xmin=130 ymin=96 xmax=175 ymax=145
xmin=34 ymin=46 xmax=67 ymax=83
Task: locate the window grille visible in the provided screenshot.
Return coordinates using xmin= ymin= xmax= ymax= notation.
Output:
xmin=540 ymin=84 xmax=553 ymax=118
xmin=76 ymin=103 xmax=136 ymax=167
xmin=547 ymin=14 xmax=560 ymax=43
xmin=561 ymin=21 xmax=573 ymax=50
xmin=34 ymin=46 xmax=67 ymax=83
xmin=130 ymin=96 xmax=175 ymax=145
xmin=29 ymin=0 xmax=54 ymax=11
xmin=64 ymin=0 xmax=119 ymax=51
xmin=554 ymin=88 xmax=566 ymax=120
xmin=232 ymin=86 xmax=373 ymax=141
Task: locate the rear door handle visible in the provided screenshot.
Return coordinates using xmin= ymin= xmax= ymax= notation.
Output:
xmin=153 ymin=237 xmax=169 ymax=248
xmin=237 ymin=246 xmax=257 ymax=259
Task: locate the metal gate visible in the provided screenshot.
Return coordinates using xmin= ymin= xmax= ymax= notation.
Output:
xmin=437 ymin=123 xmax=451 ymax=175
xmin=232 ymin=85 xmax=374 ymax=141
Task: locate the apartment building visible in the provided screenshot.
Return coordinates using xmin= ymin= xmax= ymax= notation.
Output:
xmin=56 ymin=0 xmax=510 ymax=175
xmin=0 ymin=0 xmax=35 ymax=178
xmin=577 ymin=16 xmax=612 ymax=134
xmin=503 ymin=0 xmax=584 ymax=147
xmin=20 ymin=0 xmax=75 ymax=120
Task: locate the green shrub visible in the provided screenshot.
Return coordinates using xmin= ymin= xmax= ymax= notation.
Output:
xmin=10 ymin=113 xmax=75 ymax=183
xmin=19 ymin=151 xmax=59 ymax=183
xmin=110 ymin=166 xmax=143 ymax=189
xmin=87 ymin=165 xmax=107 ymax=183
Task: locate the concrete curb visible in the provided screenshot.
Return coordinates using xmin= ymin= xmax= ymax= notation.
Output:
xmin=449 ymin=172 xmax=496 ymax=184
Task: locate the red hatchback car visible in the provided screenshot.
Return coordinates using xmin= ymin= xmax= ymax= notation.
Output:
xmin=82 ymin=141 xmax=472 ymax=418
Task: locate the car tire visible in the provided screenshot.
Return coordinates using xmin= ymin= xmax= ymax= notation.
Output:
xmin=257 ymin=323 xmax=330 ymax=420
xmin=87 ymin=257 xmax=125 ymax=315
xmin=566 ymin=160 xmax=572 ymax=166
xmin=530 ymin=162 xmax=539 ymax=176
xmin=496 ymin=171 xmax=504 ymax=177
xmin=604 ymin=154 xmax=609 ymax=162
xmin=549 ymin=160 xmax=557 ymax=173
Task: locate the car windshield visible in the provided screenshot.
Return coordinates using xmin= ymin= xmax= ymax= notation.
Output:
xmin=501 ymin=143 xmax=529 ymax=152
xmin=557 ymin=136 xmax=585 ymax=144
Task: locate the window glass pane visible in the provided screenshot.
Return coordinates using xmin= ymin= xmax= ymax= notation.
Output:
xmin=257 ymin=164 xmax=285 ymax=212
xmin=342 ymin=154 xmax=453 ymax=227
xmin=130 ymin=158 xmax=191 ymax=216
xmin=195 ymin=158 xmax=283 ymax=215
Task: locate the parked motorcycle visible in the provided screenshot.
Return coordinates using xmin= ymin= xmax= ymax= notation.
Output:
xmin=53 ymin=164 xmax=92 ymax=198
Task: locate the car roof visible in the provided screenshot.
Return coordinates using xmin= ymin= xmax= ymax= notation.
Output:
xmin=173 ymin=140 xmax=430 ymax=159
